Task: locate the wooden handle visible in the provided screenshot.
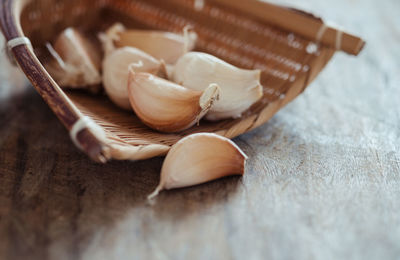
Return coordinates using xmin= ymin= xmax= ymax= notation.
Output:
xmin=212 ymin=0 xmax=365 ymax=55
xmin=0 ymin=0 xmax=108 ymax=162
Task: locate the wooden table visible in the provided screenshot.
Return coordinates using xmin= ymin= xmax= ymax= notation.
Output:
xmin=1 ymin=0 xmax=399 ymax=259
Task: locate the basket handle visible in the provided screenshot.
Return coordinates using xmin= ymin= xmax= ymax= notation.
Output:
xmin=0 ymin=0 xmax=109 ymax=162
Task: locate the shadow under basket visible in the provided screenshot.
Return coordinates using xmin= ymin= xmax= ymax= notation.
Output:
xmin=1 ymin=0 xmax=364 ymax=162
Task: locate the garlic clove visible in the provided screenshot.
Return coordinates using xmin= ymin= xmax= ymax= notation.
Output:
xmin=45 ymin=28 xmax=102 ymax=92
xmin=102 ymin=47 xmax=162 ymax=110
xmin=171 ymin=52 xmax=263 ymax=121
xmin=148 ymin=133 xmax=247 ymax=199
xmin=113 ymin=24 xmax=198 ymax=64
xmin=127 ymin=71 xmax=220 ymax=133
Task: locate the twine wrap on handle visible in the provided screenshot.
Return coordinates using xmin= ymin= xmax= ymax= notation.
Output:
xmin=70 ymin=116 xmax=107 ymax=151
xmin=6 ymin=36 xmax=33 ymax=65
xmin=7 ymin=36 xmax=32 ymax=50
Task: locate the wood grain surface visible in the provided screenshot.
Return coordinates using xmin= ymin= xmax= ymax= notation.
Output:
xmin=0 ymin=0 xmax=399 ymax=259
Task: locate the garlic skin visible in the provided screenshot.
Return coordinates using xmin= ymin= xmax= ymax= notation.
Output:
xmin=171 ymin=52 xmax=263 ymax=121
xmin=127 ymin=71 xmax=220 ymax=133
xmin=112 ymin=24 xmax=197 ymax=64
xmin=148 ymin=133 xmax=247 ymax=199
xmin=102 ymin=47 xmax=162 ymax=110
xmin=45 ymin=28 xmax=102 ymax=92
xmin=99 ymin=23 xmax=125 ymax=56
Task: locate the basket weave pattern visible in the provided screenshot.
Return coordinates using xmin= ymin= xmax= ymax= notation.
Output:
xmin=2 ymin=0 xmax=339 ymax=162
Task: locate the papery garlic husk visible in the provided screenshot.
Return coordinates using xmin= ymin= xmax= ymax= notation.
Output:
xmin=102 ymin=47 xmax=162 ymax=110
xmin=45 ymin=28 xmax=102 ymax=92
xmin=171 ymin=52 xmax=263 ymax=121
xmin=148 ymin=133 xmax=247 ymax=199
xmin=99 ymin=23 xmax=125 ymax=56
xmin=108 ymin=23 xmax=198 ymax=64
xmin=128 ymin=71 xmax=220 ymax=133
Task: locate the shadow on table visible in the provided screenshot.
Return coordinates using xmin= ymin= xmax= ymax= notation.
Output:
xmin=0 ymin=87 xmax=242 ymax=259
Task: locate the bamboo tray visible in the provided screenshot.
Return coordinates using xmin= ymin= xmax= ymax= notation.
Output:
xmin=0 ymin=0 xmax=364 ymax=162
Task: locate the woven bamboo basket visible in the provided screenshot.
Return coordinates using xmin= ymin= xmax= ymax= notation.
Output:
xmin=0 ymin=0 xmax=364 ymax=162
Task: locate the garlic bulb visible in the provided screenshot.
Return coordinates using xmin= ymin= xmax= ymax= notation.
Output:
xmin=45 ymin=28 xmax=102 ymax=92
xmin=148 ymin=133 xmax=247 ymax=199
xmin=127 ymin=71 xmax=220 ymax=133
xmin=106 ymin=23 xmax=198 ymax=64
xmin=102 ymin=47 xmax=162 ymax=110
xmin=171 ymin=52 xmax=263 ymax=121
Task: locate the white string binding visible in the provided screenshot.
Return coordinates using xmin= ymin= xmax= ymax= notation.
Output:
xmin=335 ymin=30 xmax=343 ymax=50
xmin=7 ymin=36 xmax=32 ymax=50
xmin=194 ymin=0 xmax=205 ymax=11
xmin=316 ymin=24 xmax=327 ymax=43
xmin=316 ymin=24 xmax=343 ymax=51
xmin=5 ymin=36 xmax=33 ymax=65
xmin=70 ymin=116 xmax=107 ymax=150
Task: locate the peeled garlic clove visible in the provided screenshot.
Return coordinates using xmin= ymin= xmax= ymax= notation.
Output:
xmin=102 ymin=47 xmax=162 ymax=110
xmin=148 ymin=133 xmax=247 ymax=199
xmin=171 ymin=52 xmax=263 ymax=121
xmin=115 ymin=26 xmax=197 ymax=64
xmin=127 ymin=71 xmax=220 ymax=133
xmin=45 ymin=28 xmax=102 ymax=91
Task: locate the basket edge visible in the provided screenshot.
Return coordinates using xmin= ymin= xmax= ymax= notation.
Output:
xmin=212 ymin=0 xmax=365 ymax=55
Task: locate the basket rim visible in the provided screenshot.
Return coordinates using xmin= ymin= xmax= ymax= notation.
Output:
xmin=212 ymin=0 xmax=365 ymax=56
xmin=0 ymin=0 xmax=362 ymax=162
